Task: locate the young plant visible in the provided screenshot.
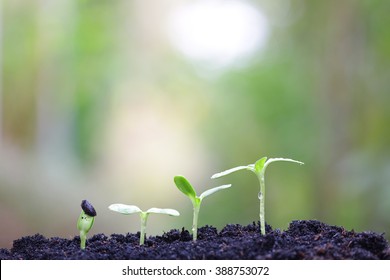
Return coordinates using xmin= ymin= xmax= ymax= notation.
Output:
xmin=174 ymin=175 xmax=231 ymax=241
xmin=211 ymin=157 xmax=304 ymax=235
xmin=77 ymin=200 xmax=97 ymax=249
xmin=108 ymin=204 xmax=179 ymax=245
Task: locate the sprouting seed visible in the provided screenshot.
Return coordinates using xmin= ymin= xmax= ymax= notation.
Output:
xmin=77 ymin=199 xmax=97 ymax=249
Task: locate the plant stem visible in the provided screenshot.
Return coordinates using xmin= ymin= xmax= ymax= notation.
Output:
xmin=80 ymin=231 xmax=86 ymax=249
xmin=258 ymin=173 xmax=266 ymax=235
xmin=192 ymin=203 xmax=200 ymax=241
xmin=139 ymin=212 xmax=149 ymax=245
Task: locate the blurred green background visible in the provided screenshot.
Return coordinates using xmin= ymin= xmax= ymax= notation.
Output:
xmin=1 ymin=0 xmax=389 ymax=249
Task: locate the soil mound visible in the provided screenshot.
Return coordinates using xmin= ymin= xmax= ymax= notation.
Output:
xmin=1 ymin=220 xmax=389 ymax=260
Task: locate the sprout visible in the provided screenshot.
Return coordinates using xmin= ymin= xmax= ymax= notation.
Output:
xmin=77 ymin=200 xmax=97 ymax=249
xmin=211 ymin=157 xmax=304 ymax=235
xmin=108 ymin=204 xmax=180 ymax=245
xmin=174 ymin=175 xmax=231 ymax=241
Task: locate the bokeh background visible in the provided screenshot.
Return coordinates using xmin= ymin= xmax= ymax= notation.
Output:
xmin=1 ymin=0 xmax=389 ymax=249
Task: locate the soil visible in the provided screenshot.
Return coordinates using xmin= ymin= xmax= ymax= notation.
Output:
xmin=1 ymin=220 xmax=389 ymax=260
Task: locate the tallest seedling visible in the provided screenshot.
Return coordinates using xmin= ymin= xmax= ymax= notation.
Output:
xmin=211 ymin=157 xmax=304 ymax=235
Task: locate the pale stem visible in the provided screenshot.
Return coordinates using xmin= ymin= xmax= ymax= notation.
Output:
xmin=139 ymin=212 xmax=149 ymax=245
xmin=258 ymin=173 xmax=266 ymax=235
xmin=192 ymin=203 xmax=200 ymax=241
xmin=79 ymin=231 xmax=87 ymax=249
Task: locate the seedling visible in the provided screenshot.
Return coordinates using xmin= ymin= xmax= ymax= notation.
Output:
xmin=77 ymin=200 xmax=97 ymax=249
xmin=108 ymin=204 xmax=179 ymax=245
xmin=174 ymin=175 xmax=231 ymax=241
xmin=211 ymin=157 xmax=304 ymax=235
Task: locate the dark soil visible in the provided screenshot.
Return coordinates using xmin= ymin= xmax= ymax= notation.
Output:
xmin=1 ymin=220 xmax=389 ymax=260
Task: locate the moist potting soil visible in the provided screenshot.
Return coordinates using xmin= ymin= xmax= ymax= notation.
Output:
xmin=1 ymin=220 xmax=389 ymax=260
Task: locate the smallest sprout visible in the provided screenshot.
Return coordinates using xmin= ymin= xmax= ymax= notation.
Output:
xmin=77 ymin=200 xmax=97 ymax=249
xmin=108 ymin=204 xmax=180 ymax=245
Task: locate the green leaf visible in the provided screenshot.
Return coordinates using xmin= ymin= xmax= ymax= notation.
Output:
xmin=146 ymin=208 xmax=180 ymax=216
xmin=108 ymin=204 xmax=142 ymax=215
xmin=174 ymin=175 xmax=197 ymax=199
xmin=254 ymin=157 xmax=267 ymax=173
xmin=210 ymin=165 xmax=251 ymax=179
xmin=199 ymin=184 xmax=232 ymax=200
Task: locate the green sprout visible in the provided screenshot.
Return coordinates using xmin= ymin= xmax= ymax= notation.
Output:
xmin=211 ymin=157 xmax=304 ymax=235
xmin=77 ymin=200 xmax=97 ymax=249
xmin=108 ymin=204 xmax=180 ymax=245
xmin=174 ymin=175 xmax=231 ymax=241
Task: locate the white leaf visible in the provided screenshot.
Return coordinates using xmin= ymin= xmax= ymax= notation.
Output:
xmin=199 ymin=184 xmax=232 ymax=200
xmin=146 ymin=208 xmax=180 ymax=216
xmin=263 ymin=158 xmax=304 ymax=173
xmin=108 ymin=204 xmax=142 ymax=215
xmin=211 ymin=165 xmax=251 ymax=179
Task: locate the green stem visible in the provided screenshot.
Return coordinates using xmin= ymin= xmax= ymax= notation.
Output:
xmin=77 ymin=210 xmax=94 ymax=249
xmin=192 ymin=202 xmax=200 ymax=241
xmin=139 ymin=212 xmax=149 ymax=245
xmin=258 ymin=173 xmax=266 ymax=235
xmin=80 ymin=231 xmax=87 ymax=249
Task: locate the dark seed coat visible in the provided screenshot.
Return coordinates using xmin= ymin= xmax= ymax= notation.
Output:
xmin=81 ymin=200 xmax=97 ymax=217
